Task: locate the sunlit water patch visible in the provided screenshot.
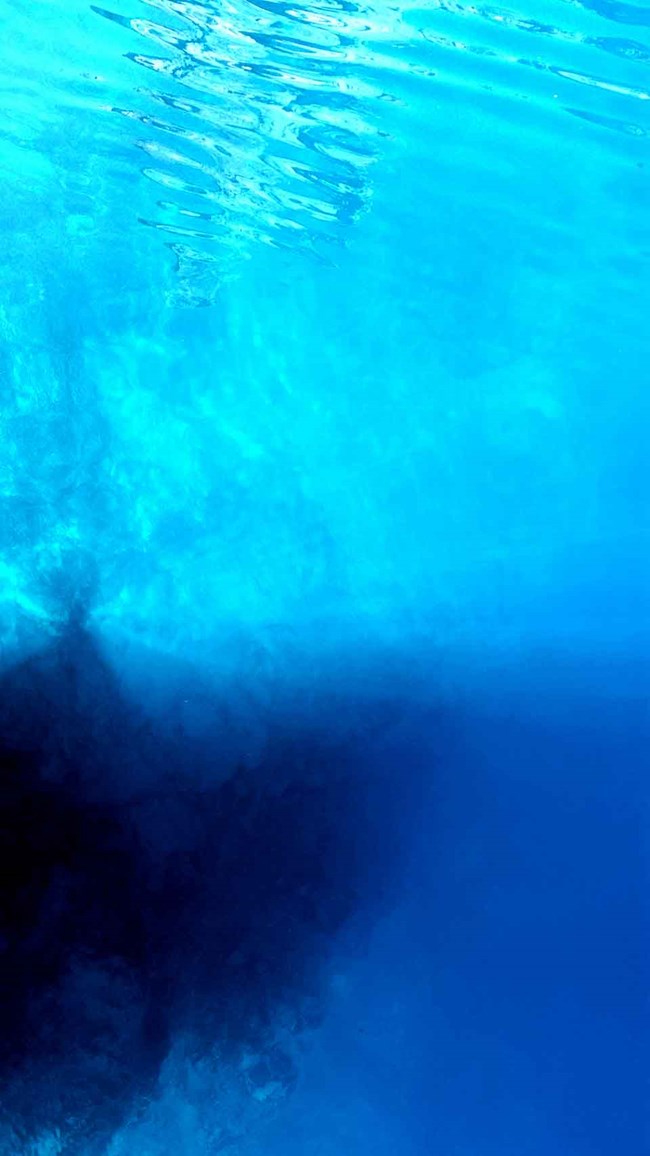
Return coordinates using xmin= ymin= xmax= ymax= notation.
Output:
xmin=2 ymin=0 xmax=648 ymax=299
xmin=1 ymin=0 xmax=648 ymax=655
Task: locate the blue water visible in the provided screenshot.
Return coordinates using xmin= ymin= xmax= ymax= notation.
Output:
xmin=0 ymin=0 xmax=648 ymax=1152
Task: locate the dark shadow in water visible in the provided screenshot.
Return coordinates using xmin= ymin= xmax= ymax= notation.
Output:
xmin=0 ymin=619 xmax=421 ymax=1153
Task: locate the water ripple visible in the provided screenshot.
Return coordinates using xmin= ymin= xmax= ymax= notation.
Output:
xmin=88 ymin=0 xmax=384 ymax=277
xmin=1 ymin=0 xmax=648 ymax=299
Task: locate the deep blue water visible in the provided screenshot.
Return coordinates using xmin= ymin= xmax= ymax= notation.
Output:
xmin=0 ymin=0 xmax=649 ymax=1153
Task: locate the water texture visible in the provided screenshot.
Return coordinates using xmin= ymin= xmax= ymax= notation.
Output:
xmin=0 ymin=0 xmax=648 ymax=1153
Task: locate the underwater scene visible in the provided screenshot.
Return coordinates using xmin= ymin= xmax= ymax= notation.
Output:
xmin=0 ymin=0 xmax=648 ymax=1152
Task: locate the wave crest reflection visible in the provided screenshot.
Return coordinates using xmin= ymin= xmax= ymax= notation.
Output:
xmin=91 ymin=0 xmax=385 ymax=273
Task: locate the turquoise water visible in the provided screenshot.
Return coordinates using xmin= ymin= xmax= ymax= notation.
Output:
xmin=0 ymin=0 xmax=648 ymax=1153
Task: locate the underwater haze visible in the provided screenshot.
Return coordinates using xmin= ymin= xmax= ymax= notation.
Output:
xmin=0 ymin=0 xmax=648 ymax=1153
